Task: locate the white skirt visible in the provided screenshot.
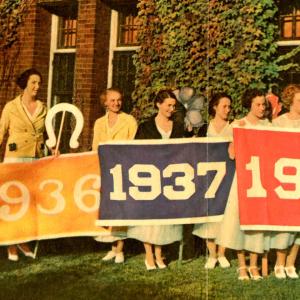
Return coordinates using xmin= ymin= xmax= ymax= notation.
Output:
xmin=127 ymin=225 xmax=182 ymax=245
xmin=193 ymin=222 xmax=220 ymax=239
xmin=216 ymin=174 xmax=245 ymax=250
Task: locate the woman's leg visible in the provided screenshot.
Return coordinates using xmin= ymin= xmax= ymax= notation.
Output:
xmin=237 ymin=251 xmax=248 ymax=280
xmin=286 ymin=244 xmax=299 ymax=267
xmin=275 ymin=249 xmax=286 ymax=266
xmin=18 ymin=243 xmax=33 ymax=254
xmin=154 ymin=245 xmax=163 ymax=264
xmin=7 ymin=245 xmax=18 ymax=261
xmin=248 ymin=252 xmax=262 ymax=279
xmin=285 ymin=244 xmax=299 ymax=278
xmin=144 ymin=242 xmax=155 ymax=267
xmin=206 ymin=239 xmax=217 ymax=258
xmin=115 ymin=240 xmax=124 ymax=253
xmin=217 ymin=245 xmax=230 ymax=268
xmin=204 ymin=239 xmax=217 ymax=269
xmin=217 ymin=245 xmax=226 ymax=257
xmin=274 ymin=250 xmax=287 ymax=279
xmin=114 ymin=240 xmax=125 ymax=263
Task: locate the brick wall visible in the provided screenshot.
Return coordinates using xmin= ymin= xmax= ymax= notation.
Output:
xmin=0 ymin=1 xmax=51 ymax=157
xmin=75 ymin=0 xmax=111 ymax=151
xmin=0 ymin=0 xmax=112 ymax=154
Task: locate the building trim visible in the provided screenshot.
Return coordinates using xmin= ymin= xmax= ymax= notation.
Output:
xmin=277 ymin=40 xmax=300 ymax=46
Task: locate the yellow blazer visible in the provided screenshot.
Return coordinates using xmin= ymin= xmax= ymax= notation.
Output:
xmin=0 ymin=95 xmax=47 ymax=158
xmin=92 ymin=112 xmax=137 ymax=150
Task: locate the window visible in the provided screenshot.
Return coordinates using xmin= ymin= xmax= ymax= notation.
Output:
xmin=112 ymin=51 xmax=136 ymax=112
xmin=108 ymin=10 xmax=140 ymax=113
xmin=277 ymin=46 xmax=300 ymax=87
xmin=280 ymin=4 xmax=300 ymax=40
xmin=57 ymin=17 xmax=77 ymax=48
xmin=118 ymin=12 xmax=139 ymax=46
xmin=48 ymin=15 xmax=77 ymax=153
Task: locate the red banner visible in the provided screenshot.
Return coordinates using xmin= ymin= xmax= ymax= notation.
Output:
xmin=234 ymin=126 xmax=300 ymax=231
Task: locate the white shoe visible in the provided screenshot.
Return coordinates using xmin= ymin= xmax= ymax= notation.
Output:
xmin=285 ymin=266 xmax=299 ymax=279
xmin=156 ymin=260 xmax=167 ymax=269
xmin=115 ymin=252 xmax=124 ymax=264
xmin=204 ymin=257 xmax=217 ymax=269
xmin=237 ymin=266 xmax=249 ymax=281
xmin=274 ymin=265 xmax=286 ymax=279
xmin=248 ymin=266 xmax=263 ymax=280
xmin=145 ymin=260 xmax=156 ymax=271
xmin=218 ymin=256 xmax=230 ymax=268
xmin=17 ymin=245 xmax=35 ymax=259
xmin=102 ymin=250 xmax=116 ymax=261
xmin=8 ymin=252 xmax=19 ymax=261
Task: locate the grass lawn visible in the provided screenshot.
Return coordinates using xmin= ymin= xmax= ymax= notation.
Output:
xmin=0 ymin=239 xmax=300 ymax=300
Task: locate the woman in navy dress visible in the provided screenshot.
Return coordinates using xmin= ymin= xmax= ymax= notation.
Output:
xmin=127 ymin=89 xmax=188 ymax=270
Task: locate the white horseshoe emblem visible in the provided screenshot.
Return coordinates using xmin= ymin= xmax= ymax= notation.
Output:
xmin=45 ymin=103 xmax=84 ymax=149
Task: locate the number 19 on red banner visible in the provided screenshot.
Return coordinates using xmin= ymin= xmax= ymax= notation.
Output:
xmin=246 ymin=156 xmax=300 ymax=199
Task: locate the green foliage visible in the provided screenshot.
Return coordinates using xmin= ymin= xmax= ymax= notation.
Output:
xmin=0 ymin=0 xmax=32 ymax=90
xmin=0 ymin=0 xmax=26 ymax=50
xmin=132 ymin=0 xmax=297 ymax=120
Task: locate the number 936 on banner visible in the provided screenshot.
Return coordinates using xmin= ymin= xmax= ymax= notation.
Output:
xmin=0 ymin=152 xmax=103 ymax=244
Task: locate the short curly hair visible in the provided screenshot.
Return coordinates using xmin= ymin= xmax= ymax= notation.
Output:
xmin=208 ymin=93 xmax=232 ymax=117
xmin=242 ymin=89 xmax=265 ymax=110
xmin=281 ymin=84 xmax=300 ymax=108
xmin=16 ymin=68 xmax=42 ymax=90
xmin=154 ymin=89 xmax=177 ymax=105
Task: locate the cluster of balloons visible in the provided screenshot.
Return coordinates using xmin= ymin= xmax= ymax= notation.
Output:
xmin=173 ymin=87 xmax=205 ymax=129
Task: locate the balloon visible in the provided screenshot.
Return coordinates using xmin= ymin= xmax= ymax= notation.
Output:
xmin=179 ymin=87 xmax=195 ymax=104
xmin=173 ymin=87 xmax=205 ymax=128
xmin=186 ymin=110 xmax=203 ymax=127
xmin=189 ymin=95 xmax=205 ymax=110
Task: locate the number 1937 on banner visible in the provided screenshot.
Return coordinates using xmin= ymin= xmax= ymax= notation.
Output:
xmin=97 ymin=140 xmax=235 ymax=224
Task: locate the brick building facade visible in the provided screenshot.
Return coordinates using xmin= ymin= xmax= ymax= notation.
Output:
xmin=0 ymin=0 xmax=137 ymax=154
xmin=0 ymin=0 xmax=299 ymax=155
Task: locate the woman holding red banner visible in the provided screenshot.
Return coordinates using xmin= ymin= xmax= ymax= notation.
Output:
xmin=92 ymin=87 xmax=137 ymax=264
xmin=127 ymin=89 xmax=188 ymax=270
xmin=271 ymin=84 xmax=300 ymax=279
xmin=0 ymin=68 xmax=47 ymax=261
xmin=193 ymin=93 xmax=232 ymax=269
xmin=217 ymin=89 xmax=271 ymax=280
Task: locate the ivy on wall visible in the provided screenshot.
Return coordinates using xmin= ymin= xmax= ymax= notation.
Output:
xmin=132 ymin=0 xmax=300 ymax=120
xmin=0 ymin=0 xmax=33 ymax=91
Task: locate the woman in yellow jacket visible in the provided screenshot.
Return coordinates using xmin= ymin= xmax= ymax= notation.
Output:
xmin=0 ymin=68 xmax=48 ymax=261
xmin=92 ymin=88 xmax=137 ymax=263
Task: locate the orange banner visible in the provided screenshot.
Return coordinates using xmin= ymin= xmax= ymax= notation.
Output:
xmin=0 ymin=152 xmax=109 ymax=245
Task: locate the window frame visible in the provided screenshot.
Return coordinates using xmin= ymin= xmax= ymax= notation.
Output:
xmin=279 ymin=6 xmax=300 ymax=41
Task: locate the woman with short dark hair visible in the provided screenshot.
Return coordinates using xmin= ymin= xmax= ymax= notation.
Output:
xmin=0 ymin=68 xmax=47 ymax=261
xmin=127 ymin=89 xmax=186 ymax=270
xmin=193 ymin=93 xmax=232 ymax=269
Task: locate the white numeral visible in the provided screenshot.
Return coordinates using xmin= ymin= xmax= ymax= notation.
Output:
xmin=38 ymin=179 xmax=65 ymax=214
xmin=274 ymin=158 xmax=300 ymax=199
xmin=129 ymin=164 xmax=161 ymax=200
xmin=74 ymin=174 xmax=101 ymax=212
xmin=197 ymin=162 xmax=226 ymax=198
xmin=246 ymin=156 xmax=267 ymax=198
xmin=0 ymin=181 xmax=30 ymax=221
xmin=163 ymin=163 xmax=195 ymax=200
xmin=110 ymin=164 xmax=126 ymax=200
